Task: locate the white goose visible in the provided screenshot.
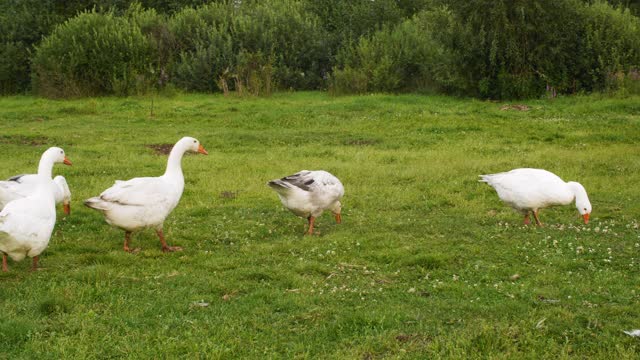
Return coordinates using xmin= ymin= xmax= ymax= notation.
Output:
xmin=479 ymin=168 xmax=592 ymax=226
xmin=268 ymin=170 xmax=344 ymax=235
xmin=84 ymin=137 xmax=208 ymax=252
xmin=0 ymin=175 xmax=56 ymax=272
xmin=0 ymin=147 xmax=72 ymax=214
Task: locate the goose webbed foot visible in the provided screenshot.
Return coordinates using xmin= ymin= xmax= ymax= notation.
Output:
xmin=123 ymin=231 xmax=140 ymax=253
xmin=157 ymin=229 xmax=183 ymax=252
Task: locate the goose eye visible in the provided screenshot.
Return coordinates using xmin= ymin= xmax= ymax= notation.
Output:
xmin=60 ymin=151 xmax=63 ymax=154
xmin=193 ymin=140 xmax=197 ymax=143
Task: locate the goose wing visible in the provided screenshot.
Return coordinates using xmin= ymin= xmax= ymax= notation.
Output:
xmin=99 ymin=177 xmax=171 ymax=207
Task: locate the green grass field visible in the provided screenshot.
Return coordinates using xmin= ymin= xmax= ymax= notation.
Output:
xmin=0 ymin=92 xmax=639 ymax=358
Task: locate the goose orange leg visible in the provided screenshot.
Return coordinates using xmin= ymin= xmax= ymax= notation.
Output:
xmin=2 ymin=254 xmax=7 ymax=272
xmin=157 ymin=229 xmax=182 ymax=252
xmin=306 ymin=216 xmax=316 ymax=235
xmin=334 ymin=213 xmax=342 ymax=224
xmin=523 ymin=212 xmax=531 ymax=225
xmin=533 ymin=210 xmax=543 ymax=227
xmin=123 ymin=231 xmax=140 ymax=253
xmin=31 ymin=256 xmax=39 ymax=271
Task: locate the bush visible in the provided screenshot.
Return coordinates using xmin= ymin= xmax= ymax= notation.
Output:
xmin=330 ymin=8 xmax=452 ymax=94
xmin=233 ymin=0 xmax=329 ymax=90
xmin=429 ymin=0 xmax=640 ymax=98
xmin=0 ymin=0 xmax=63 ymax=94
xmin=126 ymin=4 xmax=173 ymax=85
xmin=0 ymin=42 xmax=30 ymax=94
xmin=169 ymin=0 xmax=328 ymax=93
xmin=580 ymin=1 xmax=640 ymax=93
xmin=232 ymin=50 xmax=275 ymax=96
xmin=169 ymin=3 xmax=235 ymax=92
xmin=31 ymin=10 xmax=154 ymax=97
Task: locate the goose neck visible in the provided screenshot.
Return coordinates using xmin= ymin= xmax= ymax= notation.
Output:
xmin=164 ymin=143 xmax=186 ymax=176
xmin=37 ymin=153 xmax=55 ymax=179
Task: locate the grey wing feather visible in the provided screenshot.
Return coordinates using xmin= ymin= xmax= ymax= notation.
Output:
xmin=279 ymin=171 xmax=315 ymax=191
xmin=7 ymin=174 xmax=27 ymax=182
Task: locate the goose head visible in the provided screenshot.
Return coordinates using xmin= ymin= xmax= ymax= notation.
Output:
xmin=44 ymin=147 xmax=72 ymax=166
xmin=53 ymin=176 xmax=71 ymax=215
xmin=568 ymin=181 xmax=591 ymax=224
xmin=330 ymin=201 xmax=342 ymax=224
xmin=37 ymin=147 xmax=71 ymax=179
xmin=179 ymin=137 xmax=208 ymax=155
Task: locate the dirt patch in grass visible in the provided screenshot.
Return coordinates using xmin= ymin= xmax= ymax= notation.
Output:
xmin=0 ymin=135 xmax=49 ymax=146
xmin=343 ymin=137 xmax=381 ymax=146
xmin=395 ymin=333 xmax=433 ymax=345
xmin=500 ymin=104 xmax=530 ymax=111
xmin=220 ymin=191 xmax=237 ymax=199
xmin=146 ymin=143 xmax=174 ymax=155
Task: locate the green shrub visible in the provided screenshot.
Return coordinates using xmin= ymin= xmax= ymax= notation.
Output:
xmin=232 ymin=50 xmax=275 ymax=96
xmin=429 ymin=0 xmax=640 ymax=98
xmin=580 ymin=1 xmax=640 ymax=93
xmin=436 ymin=0 xmax=589 ymax=98
xmin=0 ymin=0 xmax=64 ymax=94
xmin=232 ymin=0 xmax=329 ymax=90
xmin=168 ymin=3 xmax=235 ymax=92
xmin=168 ymin=0 xmax=328 ymax=93
xmin=31 ymin=10 xmax=154 ymax=98
xmin=330 ymin=8 xmax=451 ymax=94
xmin=0 ymin=42 xmax=30 ymax=94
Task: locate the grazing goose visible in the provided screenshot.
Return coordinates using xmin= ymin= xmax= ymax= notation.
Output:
xmin=0 ymin=147 xmax=72 ymax=214
xmin=268 ymin=170 xmax=344 ymax=235
xmin=479 ymin=168 xmax=592 ymax=226
xmin=84 ymin=137 xmax=208 ymax=252
xmin=0 ymin=175 xmax=56 ymax=272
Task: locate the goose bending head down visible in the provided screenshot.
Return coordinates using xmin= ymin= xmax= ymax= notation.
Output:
xmin=1 ymin=175 xmax=57 ymax=272
xmin=267 ymin=170 xmax=344 ymax=235
xmin=0 ymin=147 xmax=72 ymax=213
xmin=84 ymin=137 xmax=208 ymax=253
xmin=479 ymin=168 xmax=592 ymax=226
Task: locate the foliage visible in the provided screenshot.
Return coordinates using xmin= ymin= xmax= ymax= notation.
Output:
xmin=423 ymin=0 xmax=591 ymax=98
xmin=302 ymin=0 xmax=419 ymax=75
xmin=232 ymin=0 xmax=329 ymax=90
xmin=330 ymin=8 xmax=453 ymax=94
xmin=169 ymin=0 xmax=328 ymax=93
xmin=168 ymin=3 xmax=235 ymax=92
xmin=31 ymin=10 xmax=154 ymax=97
xmin=1 ymin=0 xmax=640 ymax=98
xmin=580 ymin=1 xmax=640 ymax=92
xmin=0 ymin=0 xmax=64 ymax=94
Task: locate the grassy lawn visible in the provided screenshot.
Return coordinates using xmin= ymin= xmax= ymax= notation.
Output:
xmin=0 ymin=92 xmax=639 ymax=358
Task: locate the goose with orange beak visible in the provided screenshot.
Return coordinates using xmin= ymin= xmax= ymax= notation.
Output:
xmin=480 ymin=168 xmax=592 ymax=226
xmin=0 ymin=147 xmax=72 ymax=215
xmin=85 ymin=137 xmax=207 ymax=252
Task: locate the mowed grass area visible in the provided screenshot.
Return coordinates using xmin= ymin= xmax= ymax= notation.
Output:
xmin=0 ymin=92 xmax=639 ymax=358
